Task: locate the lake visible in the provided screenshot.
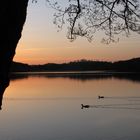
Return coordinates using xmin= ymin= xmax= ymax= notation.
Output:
xmin=0 ymin=72 xmax=140 ymax=140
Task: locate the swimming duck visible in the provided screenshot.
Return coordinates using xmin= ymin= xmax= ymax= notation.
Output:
xmin=81 ymin=104 xmax=90 ymax=109
xmin=98 ymin=96 xmax=104 ymax=99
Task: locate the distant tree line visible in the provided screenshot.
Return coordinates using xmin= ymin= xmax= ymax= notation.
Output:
xmin=11 ymin=57 xmax=140 ymax=72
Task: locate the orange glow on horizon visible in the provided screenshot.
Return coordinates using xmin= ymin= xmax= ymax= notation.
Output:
xmin=14 ymin=39 xmax=140 ymax=65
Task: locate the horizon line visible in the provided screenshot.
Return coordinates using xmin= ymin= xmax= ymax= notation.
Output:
xmin=13 ymin=57 xmax=140 ymax=66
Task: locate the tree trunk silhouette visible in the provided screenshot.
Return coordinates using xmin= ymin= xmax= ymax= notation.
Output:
xmin=0 ymin=0 xmax=29 ymax=104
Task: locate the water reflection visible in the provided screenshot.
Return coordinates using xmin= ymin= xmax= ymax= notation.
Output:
xmin=10 ymin=72 xmax=140 ymax=83
xmin=0 ymin=85 xmax=6 ymax=110
xmin=81 ymin=102 xmax=140 ymax=110
xmin=0 ymin=73 xmax=139 ymax=111
xmin=10 ymin=73 xmax=29 ymax=81
xmin=81 ymin=95 xmax=140 ymax=110
xmin=1 ymin=73 xmax=140 ymax=140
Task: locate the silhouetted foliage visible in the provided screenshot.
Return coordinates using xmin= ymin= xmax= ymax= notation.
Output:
xmin=113 ymin=57 xmax=140 ymax=72
xmin=10 ymin=62 xmax=30 ymax=72
xmin=11 ymin=57 xmax=140 ymax=72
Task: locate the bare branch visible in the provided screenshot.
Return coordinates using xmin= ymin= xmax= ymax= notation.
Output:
xmin=46 ymin=0 xmax=140 ymax=43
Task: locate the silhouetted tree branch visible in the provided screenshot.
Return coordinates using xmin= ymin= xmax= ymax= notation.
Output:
xmin=46 ymin=0 xmax=140 ymax=43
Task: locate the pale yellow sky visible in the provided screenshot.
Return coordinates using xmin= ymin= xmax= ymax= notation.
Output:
xmin=14 ymin=0 xmax=140 ymax=64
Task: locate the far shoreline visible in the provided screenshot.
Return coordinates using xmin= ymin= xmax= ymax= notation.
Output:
xmin=11 ymin=71 xmax=140 ymax=75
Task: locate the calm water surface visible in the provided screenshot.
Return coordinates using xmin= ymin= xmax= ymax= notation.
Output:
xmin=0 ymin=73 xmax=140 ymax=140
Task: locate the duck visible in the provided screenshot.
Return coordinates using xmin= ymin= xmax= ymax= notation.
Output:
xmin=98 ymin=96 xmax=104 ymax=99
xmin=81 ymin=104 xmax=90 ymax=109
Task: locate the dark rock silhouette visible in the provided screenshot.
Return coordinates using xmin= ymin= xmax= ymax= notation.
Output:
xmin=0 ymin=0 xmax=28 ymax=93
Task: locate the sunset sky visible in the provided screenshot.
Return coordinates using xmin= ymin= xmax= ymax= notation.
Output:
xmin=14 ymin=0 xmax=140 ymax=65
